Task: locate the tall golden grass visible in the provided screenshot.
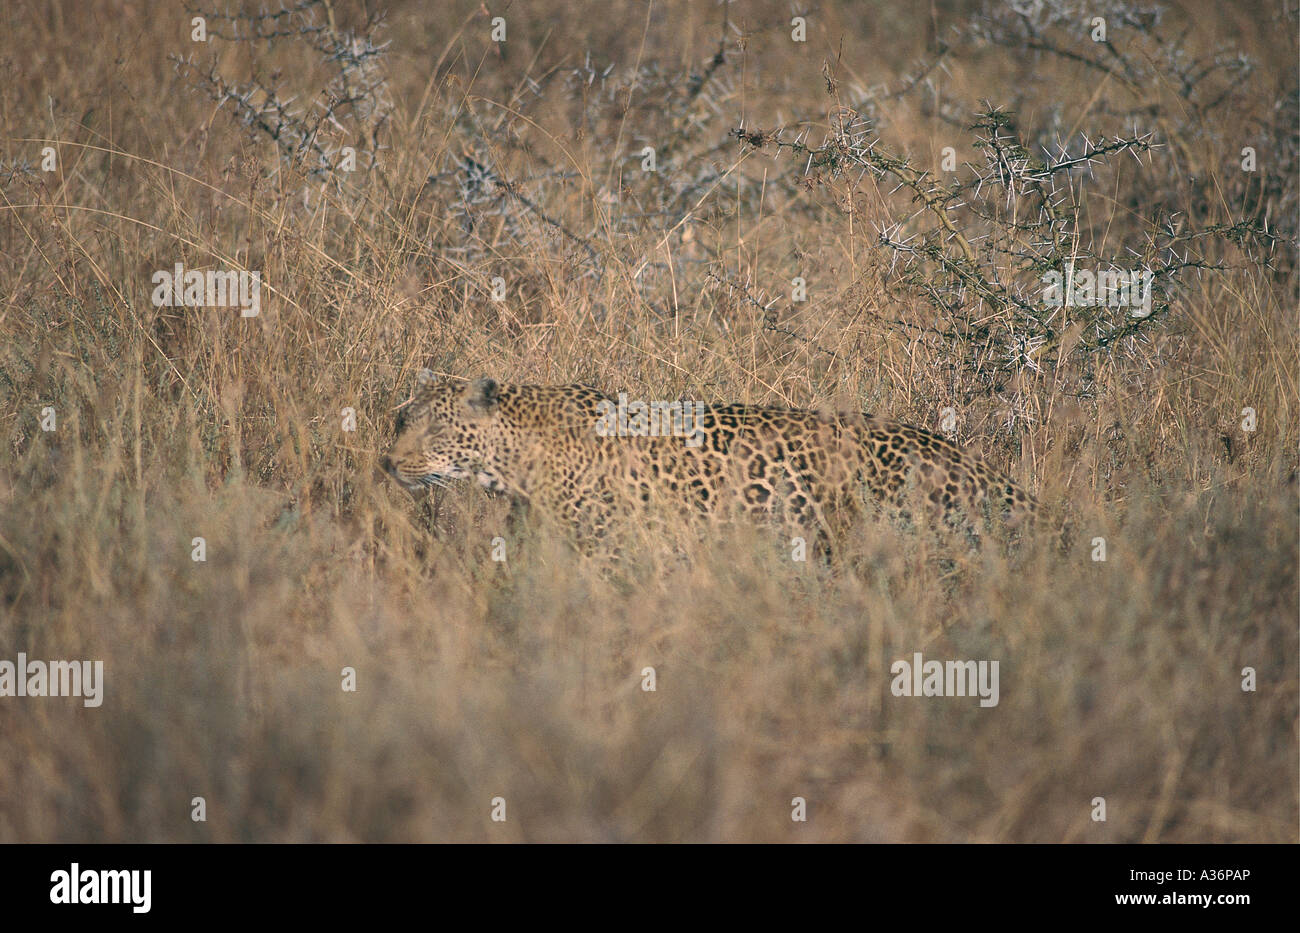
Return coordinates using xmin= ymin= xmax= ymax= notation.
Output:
xmin=0 ymin=0 xmax=1295 ymax=841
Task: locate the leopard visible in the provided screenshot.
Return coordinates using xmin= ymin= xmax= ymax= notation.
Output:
xmin=380 ymin=376 xmax=1036 ymax=553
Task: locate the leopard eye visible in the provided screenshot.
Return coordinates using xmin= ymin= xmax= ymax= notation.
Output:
xmin=394 ymin=405 xmax=427 ymax=434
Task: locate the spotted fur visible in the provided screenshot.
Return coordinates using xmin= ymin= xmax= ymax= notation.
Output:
xmin=381 ymin=377 xmax=1036 ymax=548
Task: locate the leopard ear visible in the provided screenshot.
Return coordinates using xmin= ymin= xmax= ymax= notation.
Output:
xmin=465 ymin=376 xmax=501 ymax=414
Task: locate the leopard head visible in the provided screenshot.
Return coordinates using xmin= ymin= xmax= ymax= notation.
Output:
xmin=380 ymin=375 xmax=508 ymax=493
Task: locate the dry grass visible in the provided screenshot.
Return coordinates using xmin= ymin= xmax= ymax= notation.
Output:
xmin=0 ymin=0 xmax=1295 ymax=842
